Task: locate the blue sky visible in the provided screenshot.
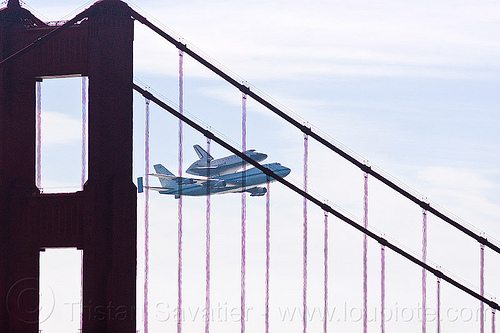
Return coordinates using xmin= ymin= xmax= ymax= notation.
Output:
xmin=20 ymin=0 xmax=500 ymax=332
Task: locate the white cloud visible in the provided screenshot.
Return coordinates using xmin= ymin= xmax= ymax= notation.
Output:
xmin=419 ymin=167 xmax=495 ymax=191
xmin=418 ymin=166 xmax=500 ymax=229
xmin=41 ymin=111 xmax=82 ymax=145
xmin=132 ymin=0 xmax=500 ymax=80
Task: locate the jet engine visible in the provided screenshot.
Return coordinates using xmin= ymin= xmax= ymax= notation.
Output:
xmin=180 ymin=178 xmax=195 ymax=185
xmin=249 ymin=187 xmax=267 ymax=196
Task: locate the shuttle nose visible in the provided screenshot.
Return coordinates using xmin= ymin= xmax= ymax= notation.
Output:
xmin=279 ymin=166 xmax=291 ymax=177
xmin=253 ymin=152 xmax=268 ymax=162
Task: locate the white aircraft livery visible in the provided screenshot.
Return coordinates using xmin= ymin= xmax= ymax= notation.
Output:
xmin=138 ymin=162 xmax=291 ymax=198
xmin=186 ymin=144 xmax=268 ymax=177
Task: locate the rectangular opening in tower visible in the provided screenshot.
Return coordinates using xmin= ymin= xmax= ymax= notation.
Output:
xmin=39 ymin=248 xmax=83 ymax=332
xmin=35 ymin=76 xmax=88 ymax=193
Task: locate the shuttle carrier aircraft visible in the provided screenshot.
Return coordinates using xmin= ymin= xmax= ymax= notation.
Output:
xmin=138 ymin=163 xmax=290 ymax=198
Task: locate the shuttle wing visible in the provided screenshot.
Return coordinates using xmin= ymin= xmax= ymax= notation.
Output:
xmin=188 ymin=166 xmax=219 ymax=170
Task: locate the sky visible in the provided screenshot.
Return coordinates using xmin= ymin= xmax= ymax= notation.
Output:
xmin=13 ymin=0 xmax=500 ymax=332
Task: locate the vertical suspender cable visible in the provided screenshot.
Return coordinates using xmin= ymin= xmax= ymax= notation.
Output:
xmin=363 ymin=172 xmax=368 ymax=333
xmin=303 ymin=133 xmax=309 ymax=333
xmin=480 ymin=243 xmax=485 ymax=333
xmin=177 ymin=49 xmax=184 ymax=333
xmin=381 ymin=244 xmax=385 ymax=333
xmin=205 ymin=137 xmax=211 ymax=333
xmin=422 ymin=209 xmax=427 ymax=333
xmin=241 ymin=92 xmax=247 ymax=333
xmin=493 ymin=308 xmax=496 ymax=333
xmin=36 ymin=80 xmax=42 ymax=190
xmin=80 ymin=76 xmax=87 ymax=332
xmin=265 ymin=179 xmax=271 ymax=333
xmin=144 ymin=98 xmax=151 ymax=333
xmin=323 ymin=211 xmax=329 ymax=333
xmin=81 ymin=76 xmax=87 ymax=189
xmin=437 ymin=276 xmax=441 ymax=333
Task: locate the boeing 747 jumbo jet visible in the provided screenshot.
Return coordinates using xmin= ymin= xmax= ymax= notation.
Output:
xmin=138 ymin=162 xmax=291 ymax=198
xmin=186 ymin=145 xmax=268 ymax=177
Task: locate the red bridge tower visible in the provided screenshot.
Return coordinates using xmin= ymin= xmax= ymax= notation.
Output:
xmin=0 ymin=0 xmax=137 ymax=331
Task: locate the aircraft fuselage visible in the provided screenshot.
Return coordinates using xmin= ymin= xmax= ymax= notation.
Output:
xmin=160 ymin=163 xmax=290 ymax=197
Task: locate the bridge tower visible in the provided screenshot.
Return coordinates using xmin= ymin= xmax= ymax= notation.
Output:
xmin=0 ymin=0 xmax=136 ymax=331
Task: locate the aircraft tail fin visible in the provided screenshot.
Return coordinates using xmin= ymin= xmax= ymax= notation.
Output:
xmin=137 ymin=177 xmax=144 ymax=193
xmin=153 ymin=164 xmax=174 ymax=176
xmin=153 ymin=164 xmax=177 ymax=188
xmin=193 ymin=144 xmax=213 ymax=161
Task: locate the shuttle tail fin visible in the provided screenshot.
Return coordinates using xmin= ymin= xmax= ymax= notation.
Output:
xmin=193 ymin=144 xmax=213 ymax=161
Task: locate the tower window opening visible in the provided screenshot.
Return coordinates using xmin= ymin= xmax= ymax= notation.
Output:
xmin=39 ymin=248 xmax=83 ymax=332
xmin=36 ymin=76 xmax=88 ymax=193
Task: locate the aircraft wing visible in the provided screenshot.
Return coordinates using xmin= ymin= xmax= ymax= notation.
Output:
xmin=146 ymin=186 xmax=174 ymax=191
xmin=149 ymin=173 xmax=200 ymax=185
xmin=224 ymin=178 xmax=244 ymax=185
xmin=149 ymin=173 xmax=182 ymax=180
xmin=149 ymin=173 xmax=226 ymax=188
